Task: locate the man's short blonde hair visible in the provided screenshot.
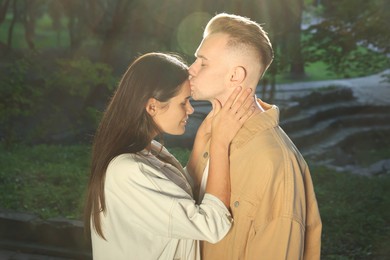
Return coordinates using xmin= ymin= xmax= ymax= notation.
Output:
xmin=204 ymin=13 xmax=274 ymax=74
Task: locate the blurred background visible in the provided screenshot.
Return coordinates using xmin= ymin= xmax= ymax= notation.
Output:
xmin=0 ymin=0 xmax=389 ymax=259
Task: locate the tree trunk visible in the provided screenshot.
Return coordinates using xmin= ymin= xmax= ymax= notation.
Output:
xmin=23 ymin=0 xmax=36 ymax=51
xmin=0 ymin=0 xmax=11 ymax=24
xmin=98 ymin=0 xmax=132 ymax=64
xmin=61 ymin=0 xmax=84 ymax=52
xmin=289 ymin=32 xmax=305 ymax=77
xmin=287 ymin=0 xmax=305 ymax=78
xmin=7 ymin=0 xmax=17 ymax=48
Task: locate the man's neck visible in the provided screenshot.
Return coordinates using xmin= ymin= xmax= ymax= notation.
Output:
xmin=255 ymin=96 xmax=265 ymax=112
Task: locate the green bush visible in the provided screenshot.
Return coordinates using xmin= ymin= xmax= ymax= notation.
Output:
xmin=46 ymin=57 xmax=115 ymax=98
xmin=0 ymin=54 xmax=116 ymax=146
xmin=0 ymin=54 xmax=44 ymax=147
xmin=40 ymin=57 xmax=116 ymax=137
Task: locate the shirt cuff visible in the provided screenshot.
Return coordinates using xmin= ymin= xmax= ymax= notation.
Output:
xmin=202 ymin=193 xmax=234 ymax=224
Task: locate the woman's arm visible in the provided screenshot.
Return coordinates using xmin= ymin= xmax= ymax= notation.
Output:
xmin=206 ymin=87 xmax=254 ymax=207
xmin=186 ymin=109 xmax=213 ymax=199
xmin=106 ymin=155 xmax=231 ymax=243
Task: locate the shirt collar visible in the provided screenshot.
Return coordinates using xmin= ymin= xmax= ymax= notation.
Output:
xmin=232 ymin=99 xmax=280 ymax=147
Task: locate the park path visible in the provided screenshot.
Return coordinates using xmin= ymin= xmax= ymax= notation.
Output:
xmin=274 ymin=69 xmax=390 ymax=107
xmin=274 ymin=69 xmax=390 ymax=175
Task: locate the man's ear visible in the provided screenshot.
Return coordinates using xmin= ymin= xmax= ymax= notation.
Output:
xmin=230 ymin=66 xmax=247 ymax=84
xmin=145 ymin=98 xmax=158 ymax=116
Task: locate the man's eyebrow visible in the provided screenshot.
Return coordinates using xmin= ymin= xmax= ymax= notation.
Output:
xmin=185 ymin=96 xmax=191 ymax=100
xmin=195 ymin=54 xmax=208 ymax=60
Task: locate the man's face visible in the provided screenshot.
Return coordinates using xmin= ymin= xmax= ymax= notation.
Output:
xmin=188 ymin=33 xmax=232 ymax=102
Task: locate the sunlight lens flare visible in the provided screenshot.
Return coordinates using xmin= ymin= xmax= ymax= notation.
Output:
xmin=177 ymin=12 xmax=211 ymax=56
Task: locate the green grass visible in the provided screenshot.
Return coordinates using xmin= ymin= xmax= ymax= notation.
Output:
xmin=0 ymin=144 xmax=389 ymax=259
xmin=304 ymin=61 xmax=340 ymax=81
xmin=346 ymin=129 xmax=390 ymax=168
xmin=311 ymin=165 xmax=390 ymax=259
xmin=168 ymin=147 xmax=192 ymax=166
xmin=276 ymin=58 xmax=388 ymax=84
xmin=0 ymin=144 xmax=189 ymax=220
xmin=0 ymin=144 xmax=90 ymax=219
xmin=360 ymin=147 xmax=390 ymax=167
xmin=275 ymin=61 xmax=340 ymax=83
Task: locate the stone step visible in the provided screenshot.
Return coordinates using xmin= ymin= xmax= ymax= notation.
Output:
xmin=281 ymin=104 xmax=390 ymax=133
xmin=306 ymin=128 xmax=390 ymax=176
xmin=288 ymin=114 xmax=390 ymax=143
xmin=0 ymin=210 xmax=91 ymax=259
xmin=298 ymin=125 xmax=390 ymax=159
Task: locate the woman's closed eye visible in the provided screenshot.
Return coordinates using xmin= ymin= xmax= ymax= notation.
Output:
xmin=182 ymin=97 xmax=191 ymax=107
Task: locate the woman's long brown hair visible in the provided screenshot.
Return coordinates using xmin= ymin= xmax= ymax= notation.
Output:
xmin=84 ymin=53 xmax=189 ymax=239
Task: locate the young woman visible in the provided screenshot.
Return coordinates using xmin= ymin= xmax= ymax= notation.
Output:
xmin=84 ymin=52 xmax=254 ymax=260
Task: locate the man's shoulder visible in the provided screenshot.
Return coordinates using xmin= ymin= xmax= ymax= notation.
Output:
xmin=232 ymin=122 xmax=281 ymax=151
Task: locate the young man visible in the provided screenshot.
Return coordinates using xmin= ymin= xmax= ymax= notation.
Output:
xmin=187 ymin=13 xmax=322 ymax=259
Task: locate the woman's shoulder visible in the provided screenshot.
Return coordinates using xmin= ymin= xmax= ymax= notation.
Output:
xmin=109 ymin=153 xmax=140 ymax=168
xmin=107 ymin=153 xmax=165 ymax=181
xmin=106 ymin=153 xmax=144 ymax=179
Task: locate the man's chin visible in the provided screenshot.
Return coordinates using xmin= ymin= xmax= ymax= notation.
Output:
xmin=191 ymin=93 xmax=200 ymax=101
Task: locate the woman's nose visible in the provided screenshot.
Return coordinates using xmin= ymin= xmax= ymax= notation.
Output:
xmin=187 ymin=103 xmax=194 ymax=115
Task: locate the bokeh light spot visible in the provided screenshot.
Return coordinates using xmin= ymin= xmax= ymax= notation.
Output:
xmin=177 ymin=12 xmax=212 ymax=56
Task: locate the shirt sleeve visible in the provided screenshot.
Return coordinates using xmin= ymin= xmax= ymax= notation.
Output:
xmin=105 ymin=155 xmax=232 ymax=243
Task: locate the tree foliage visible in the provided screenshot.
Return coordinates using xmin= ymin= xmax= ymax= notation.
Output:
xmin=304 ymin=0 xmax=389 ymax=77
xmin=0 ymin=0 xmax=388 ymax=145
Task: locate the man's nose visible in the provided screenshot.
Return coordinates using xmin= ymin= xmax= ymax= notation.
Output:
xmin=188 ymin=64 xmax=196 ymax=78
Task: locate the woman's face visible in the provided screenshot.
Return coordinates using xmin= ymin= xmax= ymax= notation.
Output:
xmin=153 ymin=80 xmax=194 ymax=135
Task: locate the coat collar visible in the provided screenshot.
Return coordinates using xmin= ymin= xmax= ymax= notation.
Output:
xmin=232 ymin=99 xmax=280 ymax=148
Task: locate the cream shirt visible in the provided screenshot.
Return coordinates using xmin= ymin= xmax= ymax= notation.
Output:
xmin=197 ymin=101 xmax=322 ymax=260
xmin=91 ymin=141 xmax=232 ymax=260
